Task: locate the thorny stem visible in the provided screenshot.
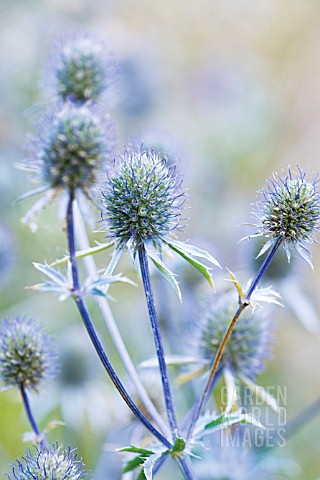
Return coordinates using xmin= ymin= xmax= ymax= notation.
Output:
xmin=66 ymin=193 xmax=172 ymax=450
xmin=138 ymin=244 xmax=179 ymax=440
xmin=187 ymin=237 xmax=283 ymax=440
xmin=20 ymin=384 xmax=41 ymax=437
xmin=73 ymin=201 xmax=169 ymax=437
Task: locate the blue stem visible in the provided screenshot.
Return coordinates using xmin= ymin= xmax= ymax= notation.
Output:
xmin=20 ymin=385 xmax=40 ymax=436
xmin=246 ymin=237 xmax=283 ymax=301
xmin=186 ymin=237 xmax=283 ymax=440
xmin=138 ymin=244 xmax=179 ymax=439
xmin=66 ymin=193 xmax=171 ymax=450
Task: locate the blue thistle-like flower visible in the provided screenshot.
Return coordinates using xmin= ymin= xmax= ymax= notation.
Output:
xmin=48 ymin=35 xmax=109 ymax=104
xmin=0 ymin=317 xmax=57 ymax=392
xmin=28 ymin=102 xmax=116 ymax=194
xmin=198 ymin=292 xmax=273 ymax=379
xmin=101 ymin=145 xmax=184 ymax=251
xmin=6 ymin=444 xmax=90 ymax=479
xmin=251 ymin=167 xmax=320 ymax=266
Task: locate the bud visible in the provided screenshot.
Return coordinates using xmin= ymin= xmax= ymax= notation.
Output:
xmin=0 ymin=317 xmax=57 ymax=392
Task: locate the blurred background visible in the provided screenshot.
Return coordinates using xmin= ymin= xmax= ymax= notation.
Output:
xmin=1 ymin=0 xmax=320 ymax=478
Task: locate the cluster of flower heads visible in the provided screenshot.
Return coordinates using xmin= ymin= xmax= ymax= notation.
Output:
xmin=23 ymin=34 xmax=118 ymax=228
xmin=252 ymin=167 xmax=320 ymax=266
xmin=6 ymin=444 xmax=89 ymax=480
xmin=101 ymin=146 xmax=184 ymax=250
xmin=198 ymin=292 xmax=273 ymax=379
xmin=0 ymin=317 xmax=57 ymax=392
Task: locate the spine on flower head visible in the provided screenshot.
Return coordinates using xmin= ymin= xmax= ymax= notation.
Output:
xmin=5 ymin=443 xmax=90 ymax=479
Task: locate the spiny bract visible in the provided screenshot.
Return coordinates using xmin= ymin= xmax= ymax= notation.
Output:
xmin=0 ymin=317 xmax=57 ymax=392
xmin=253 ymin=167 xmax=320 ymax=264
xmin=101 ymin=146 xmax=184 ymax=250
xmin=6 ymin=444 xmax=89 ymax=480
xmin=33 ymin=103 xmax=110 ymax=192
xmin=53 ymin=35 xmax=107 ymax=104
xmin=198 ymin=292 xmax=272 ymax=379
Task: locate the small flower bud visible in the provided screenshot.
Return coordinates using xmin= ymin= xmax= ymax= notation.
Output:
xmin=0 ymin=317 xmax=57 ymax=392
xmin=101 ymin=146 xmax=184 ymax=250
xmin=6 ymin=444 xmax=90 ymax=480
xmin=198 ymin=292 xmax=272 ymax=379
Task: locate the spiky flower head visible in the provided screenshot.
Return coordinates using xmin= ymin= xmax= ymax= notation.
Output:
xmin=101 ymin=145 xmax=184 ymax=251
xmin=30 ymin=102 xmax=115 ymax=194
xmin=0 ymin=317 xmax=57 ymax=392
xmin=252 ymin=167 xmax=320 ymax=265
xmin=198 ymin=292 xmax=272 ymax=379
xmin=50 ymin=35 xmax=108 ymax=104
xmin=6 ymin=444 xmax=90 ymax=479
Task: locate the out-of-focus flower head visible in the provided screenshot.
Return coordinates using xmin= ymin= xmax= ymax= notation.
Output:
xmin=46 ymin=34 xmax=115 ymax=105
xmin=198 ymin=291 xmax=273 ymax=380
xmin=22 ymin=102 xmax=117 ymax=230
xmin=0 ymin=316 xmax=57 ymax=393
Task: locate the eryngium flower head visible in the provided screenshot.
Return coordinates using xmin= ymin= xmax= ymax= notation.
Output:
xmin=51 ymin=35 xmax=107 ymax=104
xmin=0 ymin=317 xmax=57 ymax=392
xmin=101 ymin=146 xmax=184 ymax=250
xmin=30 ymin=102 xmax=114 ymax=193
xmin=198 ymin=292 xmax=272 ymax=379
xmin=6 ymin=444 xmax=90 ymax=480
xmin=252 ymin=167 xmax=320 ymax=264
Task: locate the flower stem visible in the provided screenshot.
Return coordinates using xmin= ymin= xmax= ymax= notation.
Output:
xmin=187 ymin=237 xmax=282 ymax=440
xmin=73 ymin=200 xmax=169 ymax=436
xmin=177 ymin=457 xmax=197 ymax=480
xmin=138 ymin=244 xmax=179 ymax=439
xmin=246 ymin=237 xmax=282 ymax=300
xmin=20 ymin=385 xmax=40 ymax=437
xmin=66 ymin=193 xmax=171 ymax=449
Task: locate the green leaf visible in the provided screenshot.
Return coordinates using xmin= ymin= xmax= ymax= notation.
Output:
xmin=193 ymin=409 xmax=265 ymax=441
xmin=50 ymin=241 xmax=115 ymax=267
xmin=145 ymin=244 xmax=182 ymax=301
xmin=167 ymin=243 xmax=214 ymax=288
xmin=204 ymin=410 xmax=265 ymax=432
xmin=137 ymin=470 xmax=147 ymax=480
xmin=167 ymin=240 xmax=221 ymax=268
xmin=122 ymin=456 xmax=145 ymax=474
xmin=118 ymin=446 xmax=155 ymax=455
xmin=139 ymin=355 xmax=207 ymax=369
